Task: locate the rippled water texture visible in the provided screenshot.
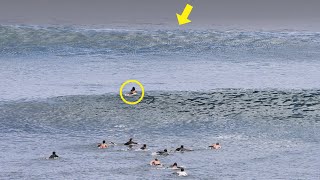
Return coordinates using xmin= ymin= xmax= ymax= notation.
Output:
xmin=0 ymin=25 xmax=319 ymax=179
xmin=0 ymin=91 xmax=319 ymax=179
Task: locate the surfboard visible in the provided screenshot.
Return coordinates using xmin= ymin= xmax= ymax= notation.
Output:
xmin=125 ymin=93 xmax=138 ymax=97
xmin=44 ymin=157 xmax=59 ymax=160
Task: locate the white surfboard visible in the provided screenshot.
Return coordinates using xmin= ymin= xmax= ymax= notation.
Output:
xmin=125 ymin=93 xmax=138 ymax=97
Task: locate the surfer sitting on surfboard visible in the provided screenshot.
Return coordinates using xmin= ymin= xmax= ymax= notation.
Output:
xmin=130 ymin=87 xmax=137 ymax=95
xmin=125 ymin=87 xmax=138 ymax=97
xmin=49 ymin=151 xmax=59 ymax=159
xmin=97 ymin=140 xmax=108 ymax=149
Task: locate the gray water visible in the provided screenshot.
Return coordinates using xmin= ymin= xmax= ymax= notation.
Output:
xmin=0 ymin=25 xmax=320 ymax=179
xmin=1 ymin=91 xmax=320 ymax=179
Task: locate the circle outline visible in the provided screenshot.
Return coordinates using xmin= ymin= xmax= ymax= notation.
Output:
xmin=119 ymin=80 xmax=145 ymax=105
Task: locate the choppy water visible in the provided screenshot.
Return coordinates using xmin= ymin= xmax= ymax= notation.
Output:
xmin=1 ymin=91 xmax=320 ymax=179
xmin=0 ymin=25 xmax=320 ymax=179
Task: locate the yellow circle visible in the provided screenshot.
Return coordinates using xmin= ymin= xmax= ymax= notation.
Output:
xmin=119 ymin=80 xmax=145 ymax=105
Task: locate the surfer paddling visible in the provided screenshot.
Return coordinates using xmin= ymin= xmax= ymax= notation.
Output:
xmin=209 ymin=143 xmax=221 ymax=149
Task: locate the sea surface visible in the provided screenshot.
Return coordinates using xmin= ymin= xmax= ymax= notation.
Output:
xmin=0 ymin=25 xmax=320 ymax=179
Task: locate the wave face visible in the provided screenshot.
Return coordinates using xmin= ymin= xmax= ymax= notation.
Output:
xmin=1 ymin=90 xmax=319 ymax=134
xmin=1 ymin=25 xmax=320 ymax=58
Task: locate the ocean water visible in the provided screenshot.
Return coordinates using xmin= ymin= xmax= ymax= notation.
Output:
xmin=0 ymin=25 xmax=320 ymax=179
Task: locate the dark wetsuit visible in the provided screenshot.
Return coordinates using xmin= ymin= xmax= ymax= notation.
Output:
xmin=176 ymin=147 xmax=191 ymax=152
xmin=49 ymin=154 xmax=59 ymax=159
xmin=124 ymin=140 xmax=137 ymax=146
xmin=157 ymin=149 xmax=169 ymax=155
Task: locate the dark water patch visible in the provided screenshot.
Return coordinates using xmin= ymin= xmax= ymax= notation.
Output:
xmin=1 ymin=89 xmax=320 ymax=134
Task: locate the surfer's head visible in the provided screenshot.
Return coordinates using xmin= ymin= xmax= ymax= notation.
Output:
xmin=143 ymin=144 xmax=146 ymax=147
xmin=155 ymin=158 xmax=158 ymax=161
xmin=103 ymin=140 xmax=106 ymax=143
xmin=164 ymin=149 xmax=168 ymax=152
xmin=180 ymin=168 xmax=185 ymax=172
xmin=216 ymin=143 xmax=219 ymax=145
xmin=52 ymin=151 xmax=56 ymax=155
xmin=129 ymin=138 xmax=133 ymax=141
xmin=173 ymin=162 xmax=177 ymax=166
xmin=131 ymin=87 xmax=135 ymax=91
xmin=181 ymin=145 xmax=184 ymax=148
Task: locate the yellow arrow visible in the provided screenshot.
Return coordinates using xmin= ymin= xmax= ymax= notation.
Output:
xmin=176 ymin=4 xmax=193 ymax=25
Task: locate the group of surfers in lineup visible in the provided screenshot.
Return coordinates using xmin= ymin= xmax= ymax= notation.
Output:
xmin=48 ymin=87 xmax=222 ymax=176
xmin=49 ymin=138 xmax=221 ymax=177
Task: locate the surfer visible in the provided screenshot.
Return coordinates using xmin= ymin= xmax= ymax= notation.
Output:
xmin=156 ymin=149 xmax=169 ymax=156
xmin=150 ymin=158 xmax=161 ymax=166
xmin=170 ymin=162 xmax=182 ymax=170
xmin=175 ymin=145 xmax=192 ymax=152
xmin=176 ymin=168 xmax=188 ymax=176
xmin=130 ymin=87 xmax=137 ymax=95
xmin=209 ymin=143 xmax=221 ymax=149
xmin=140 ymin=144 xmax=147 ymax=150
xmin=97 ymin=140 xmax=108 ymax=149
xmin=124 ymin=138 xmax=138 ymax=145
xmin=49 ymin=151 xmax=59 ymax=159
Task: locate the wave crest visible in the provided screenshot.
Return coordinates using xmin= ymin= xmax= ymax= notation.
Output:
xmin=1 ymin=25 xmax=320 ymax=56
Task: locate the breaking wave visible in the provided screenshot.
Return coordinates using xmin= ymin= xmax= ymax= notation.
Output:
xmin=1 ymin=25 xmax=320 ymax=57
